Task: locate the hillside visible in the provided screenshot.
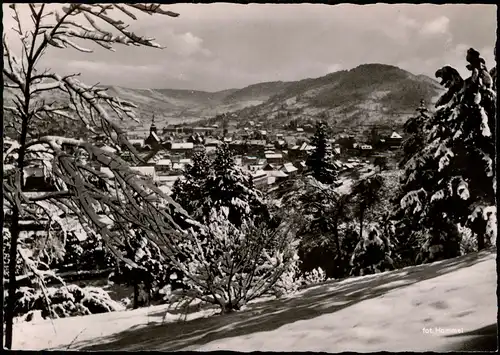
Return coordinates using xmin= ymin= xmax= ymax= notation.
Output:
xmin=12 ymin=250 xmax=497 ymax=351
xmin=3 ymin=64 xmax=443 ymax=134
xmin=232 ymin=64 xmax=444 ymax=130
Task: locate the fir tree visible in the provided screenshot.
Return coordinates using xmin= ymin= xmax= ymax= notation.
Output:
xmin=172 ymin=147 xmax=212 ymax=218
xmin=350 ymin=174 xmax=384 ymax=243
xmin=174 ymin=144 xmax=269 ymax=227
xmin=306 ymin=121 xmax=337 ymax=184
xmin=399 ymin=99 xmax=432 ymax=168
xmin=204 ymin=144 xmax=269 ymax=227
xmin=395 ymin=48 xmax=496 ymax=264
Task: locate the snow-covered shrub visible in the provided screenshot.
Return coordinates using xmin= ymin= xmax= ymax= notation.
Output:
xmin=280 ymin=176 xmax=354 ymax=280
xmin=7 ymin=284 xmax=124 ymax=321
xmin=109 ymin=227 xmax=188 ymax=309
xmin=350 ymin=224 xmax=394 ymax=276
xmin=303 ymin=267 xmax=327 ymax=285
xmin=269 ymin=258 xmax=302 ymax=297
xmin=170 ymin=207 xmax=299 ymax=313
xmin=459 ymin=224 xmax=477 ymax=254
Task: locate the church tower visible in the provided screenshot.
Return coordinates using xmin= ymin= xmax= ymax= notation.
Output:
xmin=150 ymin=114 xmax=157 ymax=135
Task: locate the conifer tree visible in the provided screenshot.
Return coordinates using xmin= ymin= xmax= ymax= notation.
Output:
xmin=173 ymin=144 xmax=269 ymax=227
xmin=172 ymin=147 xmax=212 ymax=217
xmin=396 ymin=48 xmax=496 ymax=263
xmin=306 ymin=121 xmax=337 ymax=184
xmin=399 ymin=99 xmax=432 ymax=168
xmin=204 ymin=144 xmax=269 ymax=227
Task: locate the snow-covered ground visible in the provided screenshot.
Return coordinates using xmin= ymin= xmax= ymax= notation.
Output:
xmin=12 ymin=250 xmax=497 ymax=352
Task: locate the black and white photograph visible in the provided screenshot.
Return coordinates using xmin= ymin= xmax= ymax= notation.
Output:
xmin=1 ymin=2 xmax=497 ymax=352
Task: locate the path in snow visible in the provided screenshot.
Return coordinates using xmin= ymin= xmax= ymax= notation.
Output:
xmin=12 ymin=250 xmax=497 ymax=352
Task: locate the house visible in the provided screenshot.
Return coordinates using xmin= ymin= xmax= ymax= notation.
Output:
xmin=229 ymin=140 xmax=246 ymax=155
xmin=303 ymin=124 xmax=315 ymax=133
xmin=265 ymin=169 xmax=288 ymax=187
xmin=275 ymin=139 xmax=287 ymax=149
xmin=265 ymin=152 xmax=283 ymax=165
xmin=243 ymin=156 xmax=258 ymax=165
xmin=130 ymin=166 xmax=156 ymax=181
xmin=179 ymin=158 xmax=192 ymax=166
xmin=251 ymin=170 xmax=268 ymax=190
xmin=266 ymin=169 xmax=288 ymax=179
xmin=172 ymin=162 xmax=186 ymax=171
xmin=163 ymin=126 xmax=185 ymax=134
xmin=155 ymin=159 xmax=172 ymax=173
xmin=386 ymin=131 xmax=403 ymax=149
xmin=296 ymin=127 xmax=304 ymax=133
xmin=359 ymin=144 xmax=373 ymax=156
xmin=193 ymin=126 xmax=216 ymax=135
xmin=262 ymin=163 xmax=277 ymax=171
xmin=265 ymin=144 xmax=275 ymax=151
xmin=247 ymin=140 xmax=266 ymax=155
xmin=267 ymin=176 xmax=277 ymax=188
xmin=23 ymin=166 xmax=56 ymax=191
xmin=288 ymin=142 xmax=314 ymax=161
xmin=205 ymin=138 xmax=223 ymax=147
xmin=165 ymin=142 xmax=194 ymax=157
xmin=281 ymin=163 xmax=298 ymax=175
xmin=157 ymin=175 xmax=185 ymax=189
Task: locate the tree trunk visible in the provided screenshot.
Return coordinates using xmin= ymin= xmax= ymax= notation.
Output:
xmin=133 ymin=282 xmax=139 ymax=309
xmin=477 ymin=233 xmax=485 ymax=251
xmin=359 ymin=206 xmax=365 ymax=240
xmin=5 ymin=110 xmax=29 ymax=349
xmin=332 ymin=219 xmax=344 ymax=277
xmin=5 ymin=205 xmax=21 ymax=349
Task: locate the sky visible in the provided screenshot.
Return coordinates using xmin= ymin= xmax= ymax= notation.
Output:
xmin=2 ymin=3 xmax=497 ymax=92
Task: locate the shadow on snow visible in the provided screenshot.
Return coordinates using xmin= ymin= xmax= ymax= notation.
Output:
xmin=71 ymin=250 xmax=495 ymax=351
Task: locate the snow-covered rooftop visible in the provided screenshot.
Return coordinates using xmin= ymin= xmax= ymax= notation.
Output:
xmin=156 ymin=159 xmax=172 ymax=166
xmin=266 ymin=170 xmax=288 ymax=178
xmin=265 ymin=153 xmax=283 ymax=159
xmin=172 ymin=163 xmax=185 ymax=170
xmin=281 ymin=163 xmax=298 ymax=173
xmin=171 ymin=142 xmax=194 ymax=150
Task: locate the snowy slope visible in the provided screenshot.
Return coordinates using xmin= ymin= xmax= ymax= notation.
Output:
xmin=12 ymin=250 xmax=497 ymax=352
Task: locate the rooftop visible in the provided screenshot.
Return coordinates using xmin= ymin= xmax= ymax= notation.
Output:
xmin=171 ymin=142 xmax=194 ymax=150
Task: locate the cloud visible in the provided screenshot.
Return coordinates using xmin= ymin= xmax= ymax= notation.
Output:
xmin=397 ymin=14 xmax=420 ymax=29
xmin=420 ymin=16 xmax=450 ymax=35
xmin=66 ymin=60 xmax=161 ymax=74
xmin=168 ymin=31 xmax=212 ymax=57
xmin=326 ymin=64 xmax=343 ymax=74
xmin=2 ymin=4 xmax=496 ymax=91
